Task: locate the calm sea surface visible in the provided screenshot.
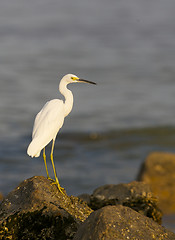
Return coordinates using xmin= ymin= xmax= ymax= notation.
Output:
xmin=0 ymin=0 xmax=175 ymax=231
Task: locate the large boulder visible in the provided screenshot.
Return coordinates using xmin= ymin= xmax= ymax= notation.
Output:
xmin=73 ymin=205 xmax=175 ymax=240
xmin=137 ymin=152 xmax=175 ymax=214
xmin=79 ymin=181 xmax=162 ymax=224
xmin=0 ymin=176 xmax=93 ymax=240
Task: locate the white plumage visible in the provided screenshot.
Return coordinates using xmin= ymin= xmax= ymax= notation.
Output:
xmin=27 ymin=73 xmax=96 ymax=193
xmin=27 ymin=99 xmax=64 ymax=157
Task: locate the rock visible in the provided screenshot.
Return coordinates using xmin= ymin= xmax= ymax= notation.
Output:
xmin=0 ymin=176 xmax=93 ymax=240
xmin=78 ymin=193 xmax=91 ymax=205
xmin=79 ymin=181 xmax=162 ymax=224
xmin=0 ymin=193 xmax=3 ymax=202
xmin=73 ymin=205 xmax=175 ymax=240
xmin=137 ymin=152 xmax=175 ymax=214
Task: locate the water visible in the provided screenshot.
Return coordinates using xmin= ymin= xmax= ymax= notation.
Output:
xmin=0 ymin=0 xmax=175 ymax=232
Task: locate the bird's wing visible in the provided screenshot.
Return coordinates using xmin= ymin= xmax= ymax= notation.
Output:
xmin=27 ymin=99 xmax=65 ymax=157
xmin=32 ymin=99 xmax=65 ymax=140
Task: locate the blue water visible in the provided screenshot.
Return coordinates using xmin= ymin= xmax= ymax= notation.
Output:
xmin=0 ymin=0 xmax=175 ymax=231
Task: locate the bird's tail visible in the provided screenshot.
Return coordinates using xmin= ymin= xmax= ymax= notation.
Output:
xmin=27 ymin=138 xmax=42 ymax=158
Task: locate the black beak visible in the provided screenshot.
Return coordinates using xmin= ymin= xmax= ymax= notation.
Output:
xmin=78 ymin=79 xmax=96 ymax=85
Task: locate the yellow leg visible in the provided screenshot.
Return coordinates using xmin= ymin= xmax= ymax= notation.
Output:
xmin=50 ymin=139 xmax=65 ymax=194
xmin=43 ymin=148 xmax=51 ymax=179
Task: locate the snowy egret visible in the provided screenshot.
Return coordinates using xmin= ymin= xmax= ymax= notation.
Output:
xmin=27 ymin=74 xmax=96 ymax=193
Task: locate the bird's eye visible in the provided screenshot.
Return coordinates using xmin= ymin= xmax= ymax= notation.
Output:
xmin=71 ymin=77 xmax=74 ymax=80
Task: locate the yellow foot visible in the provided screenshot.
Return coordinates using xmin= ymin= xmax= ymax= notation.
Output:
xmin=51 ymin=179 xmax=65 ymax=195
xmin=47 ymin=177 xmax=54 ymax=181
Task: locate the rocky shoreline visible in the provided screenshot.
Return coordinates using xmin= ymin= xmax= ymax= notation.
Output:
xmin=0 ymin=152 xmax=175 ymax=239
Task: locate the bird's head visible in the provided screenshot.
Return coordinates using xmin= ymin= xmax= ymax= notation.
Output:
xmin=62 ymin=74 xmax=96 ymax=85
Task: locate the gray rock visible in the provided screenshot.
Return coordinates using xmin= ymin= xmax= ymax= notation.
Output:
xmin=85 ymin=181 xmax=162 ymax=224
xmin=73 ymin=205 xmax=175 ymax=240
xmin=0 ymin=176 xmax=93 ymax=240
xmin=137 ymin=152 xmax=175 ymax=214
xmin=78 ymin=193 xmax=91 ymax=205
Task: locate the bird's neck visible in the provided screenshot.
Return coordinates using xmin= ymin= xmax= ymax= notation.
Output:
xmin=59 ymin=80 xmax=73 ymax=117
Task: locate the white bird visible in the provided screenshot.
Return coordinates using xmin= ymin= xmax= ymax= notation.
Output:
xmin=27 ymin=74 xmax=96 ymax=193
